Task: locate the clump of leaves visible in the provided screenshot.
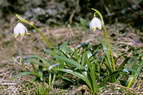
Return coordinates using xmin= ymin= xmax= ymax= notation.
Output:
xmin=15 ymin=9 xmax=143 ymax=95
xmin=17 ymin=42 xmax=142 ymax=94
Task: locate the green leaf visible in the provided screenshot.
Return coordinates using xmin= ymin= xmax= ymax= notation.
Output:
xmin=59 ymin=69 xmax=92 ymax=93
xmin=54 ymin=56 xmax=83 ymax=69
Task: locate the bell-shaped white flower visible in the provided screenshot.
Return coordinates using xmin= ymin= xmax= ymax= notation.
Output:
xmin=14 ymin=23 xmax=29 ymax=38
xmin=89 ymin=17 xmax=102 ymax=32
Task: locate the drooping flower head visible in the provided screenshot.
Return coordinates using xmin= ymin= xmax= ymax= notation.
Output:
xmin=14 ymin=23 xmax=29 ymax=38
xmin=89 ymin=17 xmax=102 ymax=32
xmin=89 ymin=8 xmax=104 ymax=32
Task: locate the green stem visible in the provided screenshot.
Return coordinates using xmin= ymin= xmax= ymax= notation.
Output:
xmin=91 ymin=9 xmax=115 ymax=71
xmin=103 ymin=27 xmax=115 ymax=71
xmin=32 ymin=25 xmax=53 ymax=48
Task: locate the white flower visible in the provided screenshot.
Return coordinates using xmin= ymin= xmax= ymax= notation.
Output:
xmin=89 ymin=17 xmax=102 ymax=32
xmin=14 ymin=23 xmax=29 ymax=38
